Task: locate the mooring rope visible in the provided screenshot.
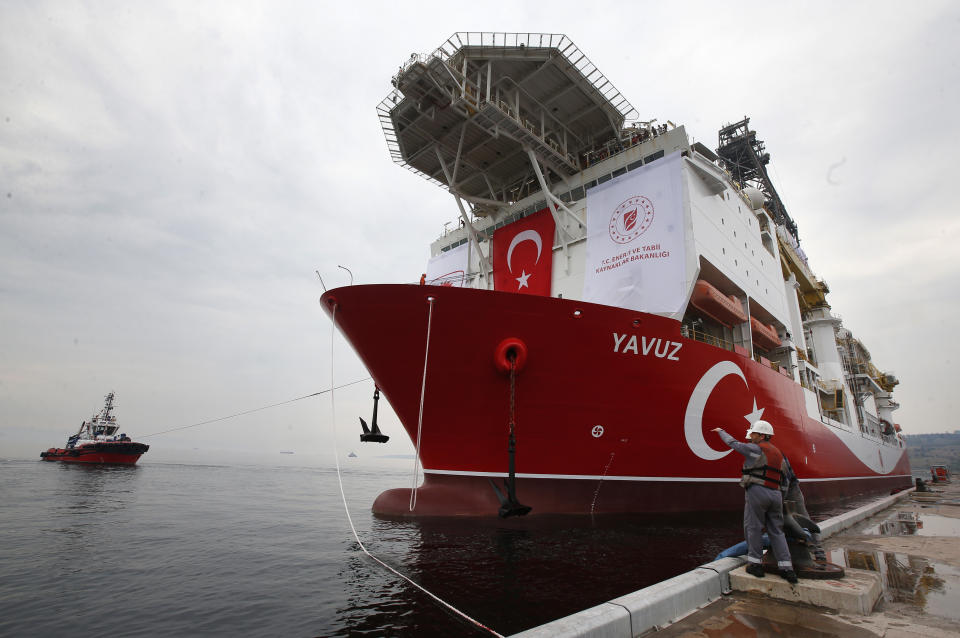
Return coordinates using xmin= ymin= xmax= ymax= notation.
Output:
xmin=137 ymin=378 xmax=370 ymax=438
xmin=410 ymin=295 xmax=435 ymax=511
xmin=327 ymin=301 xmax=503 ymax=637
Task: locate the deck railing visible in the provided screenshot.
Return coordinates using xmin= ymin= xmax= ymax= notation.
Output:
xmin=680 ymin=326 xmax=734 ymax=352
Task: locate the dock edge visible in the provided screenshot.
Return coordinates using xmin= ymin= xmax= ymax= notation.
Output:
xmin=511 ymin=488 xmax=914 ymax=637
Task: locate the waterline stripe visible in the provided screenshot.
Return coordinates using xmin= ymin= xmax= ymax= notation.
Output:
xmin=423 ymin=469 xmax=912 ymax=483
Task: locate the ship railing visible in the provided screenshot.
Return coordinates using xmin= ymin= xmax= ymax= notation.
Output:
xmin=475 ymin=98 xmax=580 ymax=172
xmin=581 ymin=125 xmax=672 ymax=169
xmin=856 ymin=424 xmax=902 ymax=448
xmin=381 ymin=32 xmax=647 ymax=186
xmin=680 ymin=326 xmax=734 ymax=352
xmin=822 ymin=407 xmax=846 ymax=424
xmin=376 ymin=90 xmax=448 ymax=190
xmin=393 ymin=52 xmax=432 ymax=85
xmin=419 ymin=33 xmax=637 ymax=123
xmin=411 ymin=273 xmax=481 ymax=287
xmin=384 ymin=32 xmax=637 ymax=156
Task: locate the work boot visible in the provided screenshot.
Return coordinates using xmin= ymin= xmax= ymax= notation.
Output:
xmin=780 ymin=569 xmax=799 ymax=584
xmin=745 ymin=563 xmax=765 ymax=578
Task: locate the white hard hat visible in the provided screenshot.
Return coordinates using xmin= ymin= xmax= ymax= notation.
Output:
xmin=746 ymin=420 xmax=774 ymax=438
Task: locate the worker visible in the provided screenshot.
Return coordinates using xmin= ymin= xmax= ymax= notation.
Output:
xmin=712 ymin=421 xmax=798 ymax=584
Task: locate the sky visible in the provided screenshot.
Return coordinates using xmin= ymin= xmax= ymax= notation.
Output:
xmin=1 ymin=1 xmax=958 ymax=464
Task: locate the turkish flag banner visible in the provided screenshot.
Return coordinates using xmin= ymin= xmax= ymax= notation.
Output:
xmin=492 ymin=207 xmax=556 ymax=295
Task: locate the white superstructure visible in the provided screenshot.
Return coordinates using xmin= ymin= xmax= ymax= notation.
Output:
xmin=383 ymin=32 xmax=901 ymax=447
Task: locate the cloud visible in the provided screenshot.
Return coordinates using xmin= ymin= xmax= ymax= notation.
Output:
xmin=1 ymin=1 xmax=957 ymax=467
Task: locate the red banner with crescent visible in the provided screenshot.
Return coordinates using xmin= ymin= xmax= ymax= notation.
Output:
xmin=492 ymin=207 xmax=555 ymax=296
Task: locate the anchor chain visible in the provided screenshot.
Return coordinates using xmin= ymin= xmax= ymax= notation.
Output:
xmin=492 ymin=349 xmax=531 ymax=518
xmin=509 ymin=356 xmax=516 ymax=439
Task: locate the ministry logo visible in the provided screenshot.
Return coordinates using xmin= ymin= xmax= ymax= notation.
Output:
xmin=608 ymin=195 xmax=654 ymax=244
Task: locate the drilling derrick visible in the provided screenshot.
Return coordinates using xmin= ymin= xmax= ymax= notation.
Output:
xmin=716 ymin=117 xmax=799 ymax=242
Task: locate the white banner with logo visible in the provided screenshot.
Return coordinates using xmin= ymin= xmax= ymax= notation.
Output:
xmin=584 ymin=151 xmax=689 ymax=317
xmin=425 ymin=241 xmax=470 ymax=287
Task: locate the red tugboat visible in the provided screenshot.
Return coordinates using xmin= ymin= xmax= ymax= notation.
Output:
xmin=41 ymin=392 xmax=149 ymax=465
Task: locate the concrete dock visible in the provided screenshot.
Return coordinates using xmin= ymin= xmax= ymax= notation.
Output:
xmin=513 ymin=481 xmax=960 ymax=637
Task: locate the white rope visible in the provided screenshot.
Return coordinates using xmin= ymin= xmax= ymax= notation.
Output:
xmin=327 ymin=302 xmax=503 ymax=637
xmin=409 ymin=295 xmax=435 ymax=511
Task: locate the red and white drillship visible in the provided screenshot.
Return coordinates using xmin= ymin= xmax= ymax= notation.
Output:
xmin=323 ymin=33 xmax=910 ymax=517
xmin=41 ymin=392 xmax=149 ymax=465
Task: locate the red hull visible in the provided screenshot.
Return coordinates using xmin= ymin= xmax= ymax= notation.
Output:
xmin=323 ymin=284 xmax=911 ymax=516
xmin=41 ymin=442 xmax=148 ymax=465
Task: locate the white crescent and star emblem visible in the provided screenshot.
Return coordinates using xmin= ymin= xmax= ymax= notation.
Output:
xmin=506 ymin=230 xmax=543 ymax=291
xmin=683 ymin=361 xmax=766 ymax=461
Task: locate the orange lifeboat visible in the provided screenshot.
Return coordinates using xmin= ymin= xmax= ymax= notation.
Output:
xmin=750 ymin=317 xmax=781 ymax=351
xmin=689 ymin=280 xmax=747 ymax=327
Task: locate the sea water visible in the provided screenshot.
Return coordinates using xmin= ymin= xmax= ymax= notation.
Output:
xmin=1 ymin=458 xmax=846 ymax=636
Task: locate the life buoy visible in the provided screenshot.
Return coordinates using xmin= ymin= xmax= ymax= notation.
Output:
xmin=494 ymin=338 xmax=528 ymax=374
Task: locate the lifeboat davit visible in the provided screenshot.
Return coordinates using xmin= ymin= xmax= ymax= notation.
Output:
xmin=750 ymin=316 xmax=781 ymax=351
xmin=689 ymin=279 xmax=747 ymax=327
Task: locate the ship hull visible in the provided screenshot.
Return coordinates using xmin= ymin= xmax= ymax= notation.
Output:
xmin=322 ymin=284 xmax=911 ymax=517
xmin=41 ymin=442 xmax=148 ymax=465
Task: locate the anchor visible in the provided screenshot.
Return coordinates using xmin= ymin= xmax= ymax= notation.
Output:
xmin=359 ymin=387 xmax=389 ymax=443
xmin=488 ymin=431 xmax=532 ymax=518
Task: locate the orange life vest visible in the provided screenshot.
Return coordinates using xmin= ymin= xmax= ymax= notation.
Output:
xmin=740 ymin=441 xmax=786 ymax=490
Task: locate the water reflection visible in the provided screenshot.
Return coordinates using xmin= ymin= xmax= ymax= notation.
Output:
xmin=829 ymin=548 xmax=960 ymax=621
xmin=331 ymin=512 xmax=744 ymax=636
xmin=324 ymin=484 xmax=893 ymax=637
xmin=860 ymin=511 xmax=960 ymax=537
xmin=47 ymin=463 xmax=143 ymax=552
